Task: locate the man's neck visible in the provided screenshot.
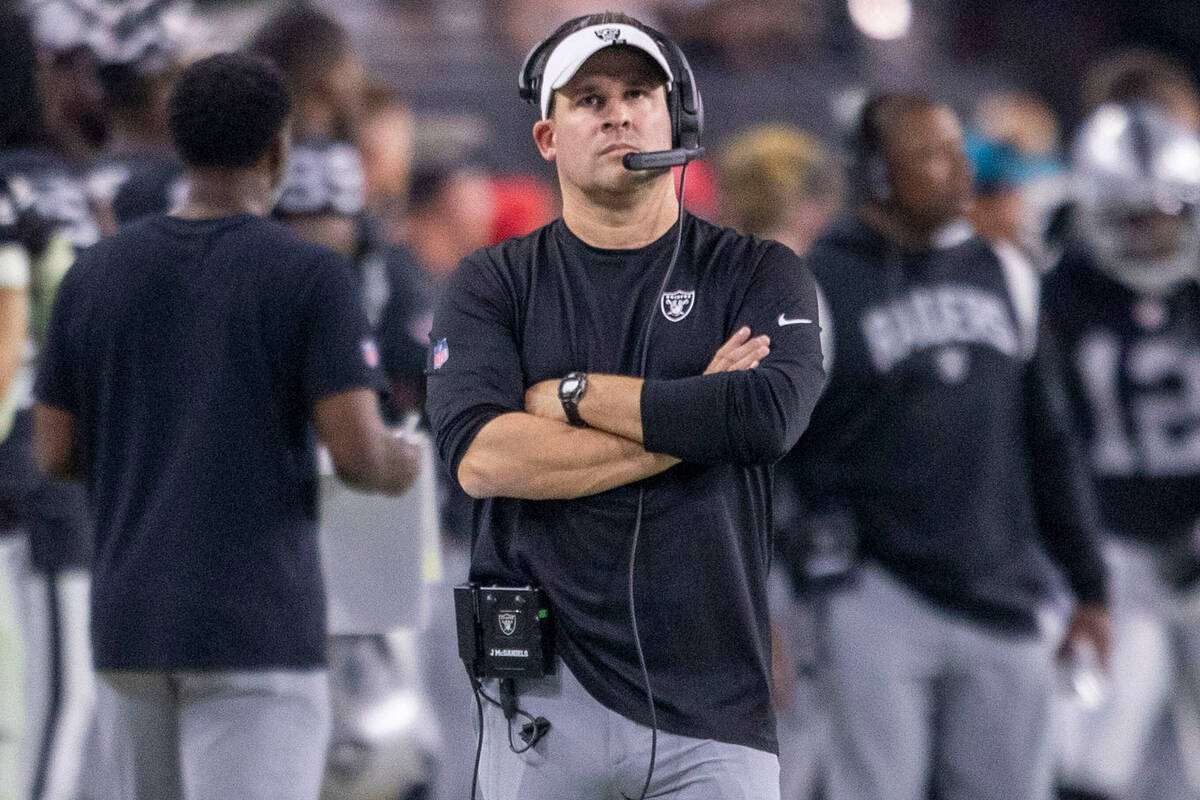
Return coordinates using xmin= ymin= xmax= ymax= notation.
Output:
xmin=561 ymin=176 xmax=680 ymax=250
xmin=860 ymin=203 xmax=943 ymax=250
xmin=172 ymin=170 xmax=273 ymax=219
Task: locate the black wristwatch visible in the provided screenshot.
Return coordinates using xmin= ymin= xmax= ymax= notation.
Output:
xmin=558 ymin=372 xmax=588 ymax=427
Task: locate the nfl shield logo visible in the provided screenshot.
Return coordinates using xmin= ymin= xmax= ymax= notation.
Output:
xmin=498 ymin=612 xmax=518 ymax=636
xmin=661 ymin=290 xmax=695 ymax=322
xmin=432 ymin=338 xmax=449 ymax=370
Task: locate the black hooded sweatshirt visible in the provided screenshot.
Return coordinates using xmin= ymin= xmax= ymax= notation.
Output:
xmin=777 ymin=217 xmax=1107 ymax=632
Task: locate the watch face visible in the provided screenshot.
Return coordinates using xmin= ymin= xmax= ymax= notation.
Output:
xmin=561 ymin=377 xmax=581 ymax=394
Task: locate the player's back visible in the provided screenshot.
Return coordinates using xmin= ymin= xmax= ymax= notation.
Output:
xmin=38 ymin=212 xmax=367 ymax=669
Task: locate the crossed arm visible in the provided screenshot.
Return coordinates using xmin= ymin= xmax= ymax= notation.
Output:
xmin=456 ymin=327 xmax=771 ymax=500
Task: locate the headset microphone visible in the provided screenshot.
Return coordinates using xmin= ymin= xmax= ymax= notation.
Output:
xmin=623 ymin=146 xmax=705 ymax=171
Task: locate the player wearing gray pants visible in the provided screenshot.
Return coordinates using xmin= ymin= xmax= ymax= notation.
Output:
xmin=94 ymin=670 xmax=330 ymax=800
xmin=778 ymin=93 xmax=1110 ymax=800
xmin=820 ymin=566 xmax=1058 ymax=800
xmin=1055 ymin=539 xmax=1200 ymax=798
xmin=478 ymin=661 xmax=780 ymax=800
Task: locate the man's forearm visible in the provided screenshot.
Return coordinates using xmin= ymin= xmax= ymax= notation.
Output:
xmin=457 ymin=411 xmax=677 ymax=500
xmin=576 ymin=374 xmax=645 ymax=443
xmin=0 ymin=289 xmax=25 ymax=404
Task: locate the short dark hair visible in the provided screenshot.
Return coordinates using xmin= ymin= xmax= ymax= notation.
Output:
xmin=168 ymin=53 xmax=292 ymax=169
xmin=246 ymin=4 xmax=350 ymax=93
xmin=856 ymin=92 xmax=938 ymax=157
xmin=1083 ymin=47 xmax=1200 ymax=113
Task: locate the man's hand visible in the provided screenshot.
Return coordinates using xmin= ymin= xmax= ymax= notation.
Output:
xmin=704 ymin=326 xmax=770 ymax=374
xmin=525 ymin=379 xmax=565 ymax=422
xmin=1058 ymin=602 xmax=1111 ymax=669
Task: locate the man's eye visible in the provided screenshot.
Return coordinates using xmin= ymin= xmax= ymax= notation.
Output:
xmin=627 ymin=88 xmax=646 ymax=99
xmin=581 ymin=95 xmax=602 ymax=107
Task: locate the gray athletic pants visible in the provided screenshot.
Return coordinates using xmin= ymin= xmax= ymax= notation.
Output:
xmin=478 ymin=661 xmax=780 ymax=800
xmin=1056 ymin=537 xmax=1200 ymax=798
xmin=819 ymin=565 xmax=1056 ymax=800
xmin=93 ymin=669 xmax=331 ymax=800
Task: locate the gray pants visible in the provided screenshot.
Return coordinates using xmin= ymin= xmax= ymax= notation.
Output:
xmin=479 ymin=661 xmax=780 ymax=800
xmin=94 ymin=669 xmax=331 ymax=800
xmin=1056 ymin=538 xmax=1200 ymax=798
xmin=820 ymin=566 xmax=1056 ymax=800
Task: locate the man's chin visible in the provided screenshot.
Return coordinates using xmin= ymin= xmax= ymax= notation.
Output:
xmin=587 ymin=163 xmax=659 ymax=194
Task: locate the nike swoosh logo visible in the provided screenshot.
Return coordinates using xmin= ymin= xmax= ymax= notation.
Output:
xmin=777 ymin=313 xmax=813 ymax=326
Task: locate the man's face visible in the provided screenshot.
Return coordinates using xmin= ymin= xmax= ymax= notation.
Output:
xmin=1105 ymin=207 xmax=1193 ymax=262
xmin=39 ymin=46 xmax=106 ymax=146
xmin=881 ymin=105 xmax=973 ymax=227
xmin=533 ymin=47 xmax=672 ymax=196
xmin=321 ymin=53 xmax=367 ymax=142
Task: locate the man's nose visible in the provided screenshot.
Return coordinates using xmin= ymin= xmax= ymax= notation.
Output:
xmin=602 ymin=100 xmax=634 ymax=130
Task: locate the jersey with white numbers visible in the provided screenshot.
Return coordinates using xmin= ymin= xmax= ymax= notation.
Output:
xmin=1043 ymin=250 xmax=1200 ymax=545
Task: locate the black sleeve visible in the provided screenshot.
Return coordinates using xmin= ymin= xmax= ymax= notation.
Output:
xmin=34 ymin=260 xmax=80 ymax=413
xmin=376 ymin=253 xmax=433 ymax=412
xmin=1025 ymin=315 xmax=1109 ymax=606
xmin=641 ymin=243 xmax=825 ymax=464
xmin=425 ymin=251 xmax=525 ymax=478
xmin=302 ymin=253 xmax=385 ymax=403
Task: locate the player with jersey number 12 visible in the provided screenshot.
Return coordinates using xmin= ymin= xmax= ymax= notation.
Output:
xmin=1047 ymin=101 xmax=1200 ymax=800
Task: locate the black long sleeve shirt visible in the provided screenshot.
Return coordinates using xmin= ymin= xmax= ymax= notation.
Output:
xmin=426 ymin=214 xmax=824 ymax=753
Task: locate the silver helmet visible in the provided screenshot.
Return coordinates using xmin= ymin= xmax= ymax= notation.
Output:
xmin=1071 ymin=102 xmax=1200 ymax=296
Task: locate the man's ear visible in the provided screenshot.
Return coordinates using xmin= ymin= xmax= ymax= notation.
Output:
xmin=533 ymin=118 xmax=556 ymax=163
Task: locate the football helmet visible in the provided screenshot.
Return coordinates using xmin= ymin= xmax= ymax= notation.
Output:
xmin=1072 ymin=102 xmax=1200 ymax=295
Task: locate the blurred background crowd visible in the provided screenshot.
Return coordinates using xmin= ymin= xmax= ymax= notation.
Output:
xmin=2 ymin=0 xmax=1200 ymax=799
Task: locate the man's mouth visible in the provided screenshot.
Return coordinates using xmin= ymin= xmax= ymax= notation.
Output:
xmin=600 ymin=143 xmax=640 ymax=156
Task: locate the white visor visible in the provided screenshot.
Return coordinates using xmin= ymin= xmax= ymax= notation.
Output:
xmin=539 ymin=23 xmax=673 ymax=119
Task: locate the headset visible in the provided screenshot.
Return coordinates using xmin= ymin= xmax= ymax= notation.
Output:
xmin=847 ymin=92 xmax=896 ymax=204
xmin=517 ymin=15 xmax=705 ymax=170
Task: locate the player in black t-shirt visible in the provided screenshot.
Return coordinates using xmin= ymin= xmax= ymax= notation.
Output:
xmin=1047 ymin=103 xmax=1200 ymax=800
xmin=426 ymin=13 xmax=824 ymax=800
xmin=32 ymin=53 xmax=421 ymax=800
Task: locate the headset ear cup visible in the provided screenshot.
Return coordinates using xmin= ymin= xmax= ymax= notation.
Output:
xmin=675 ymin=77 xmax=702 ymax=149
xmin=657 ymin=34 xmax=702 ymax=150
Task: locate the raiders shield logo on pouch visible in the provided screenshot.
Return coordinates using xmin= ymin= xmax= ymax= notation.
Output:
xmin=498 ymin=612 xmax=518 ymax=636
xmin=661 ymin=290 xmax=695 ymax=322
